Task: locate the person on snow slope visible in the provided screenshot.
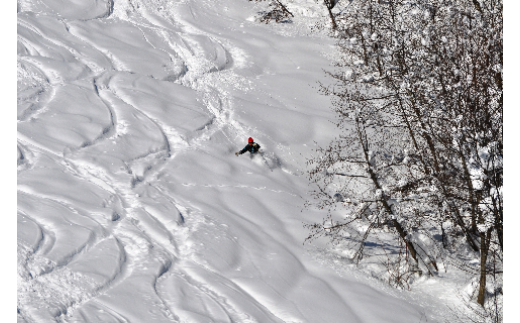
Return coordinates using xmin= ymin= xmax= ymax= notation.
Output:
xmin=235 ymin=137 xmax=261 ymax=156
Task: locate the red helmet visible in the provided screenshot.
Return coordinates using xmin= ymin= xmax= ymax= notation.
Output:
xmin=248 ymin=137 xmax=254 ymax=143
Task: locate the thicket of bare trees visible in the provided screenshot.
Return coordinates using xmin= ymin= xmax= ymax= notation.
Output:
xmin=303 ymin=0 xmax=502 ymax=321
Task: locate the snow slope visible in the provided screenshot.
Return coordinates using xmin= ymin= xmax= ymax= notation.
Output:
xmin=17 ymin=0 xmax=447 ymax=322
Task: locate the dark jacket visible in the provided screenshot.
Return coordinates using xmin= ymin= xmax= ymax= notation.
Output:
xmin=239 ymin=142 xmax=261 ymax=154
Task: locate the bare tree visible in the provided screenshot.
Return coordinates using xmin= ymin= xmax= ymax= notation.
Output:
xmin=318 ymin=0 xmax=341 ymax=29
xmin=250 ymin=0 xmax=294 ymax=24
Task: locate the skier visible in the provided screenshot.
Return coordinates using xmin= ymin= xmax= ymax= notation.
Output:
xmin=235 ymin=137 xmax=261 ymax=156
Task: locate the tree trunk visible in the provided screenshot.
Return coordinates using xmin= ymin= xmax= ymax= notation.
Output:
xmin=327 ymin=7 xmax=337 ymax=29
xmin=477 ymin=229 xmax=492 ymax=306
xmin=275 ymin=0 xmax=294 ymax=17
xmin=459 ymin=148 xmax=479 ymax=233
xmin=355 ymin=119 xmax=419 ymax=263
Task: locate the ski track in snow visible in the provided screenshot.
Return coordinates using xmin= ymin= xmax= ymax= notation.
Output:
xmin=17 ymin=0 xmax=445 ymax=322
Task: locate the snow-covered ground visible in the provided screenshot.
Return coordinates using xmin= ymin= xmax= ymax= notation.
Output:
xmin=16 ymin=0 xmax=498 ymax=322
